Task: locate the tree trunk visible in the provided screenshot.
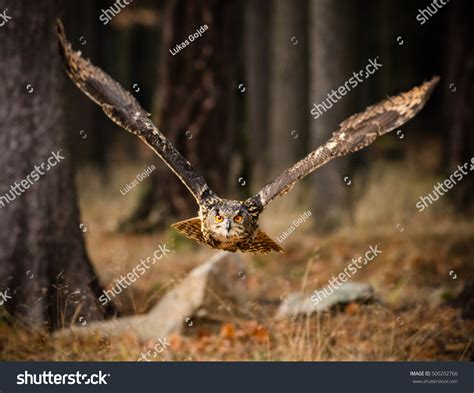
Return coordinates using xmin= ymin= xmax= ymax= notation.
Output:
xmin=445 ymin=0 xmax=474 ymax=211
xmin=63 ymin=0 xmax=111 ymax=169
xmin=244 ymin=0 xmax=271 ymax=193
xmin=268 ymin=0 xmax=307 ymax=178
xmin=120 ymin=0 xmax=237 ymax=232
xmin=309 ymin=0 xmax=358 ymax=231
xmin=0 ymin=0 xmax=114 ymax=330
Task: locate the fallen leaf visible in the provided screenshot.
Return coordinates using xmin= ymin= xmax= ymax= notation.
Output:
xmin=252 ymin=325 xmax=269 ymax=343
xmin=345 ymin=302 xmax=360 ymax=314
xmin=169 ymin=334 xmax=182 ymax=351
xmin=220 ymin=323 xmax=236 ymax=339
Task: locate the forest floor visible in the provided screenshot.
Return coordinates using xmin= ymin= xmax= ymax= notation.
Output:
xmin=1 ymin=162 xmax=473 ymax=361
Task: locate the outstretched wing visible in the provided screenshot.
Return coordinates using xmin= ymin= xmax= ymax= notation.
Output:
xmin=56 ymin=20 xmax=214 ymax=204
xmin=249 ymin=77 xmax=439 ymax=208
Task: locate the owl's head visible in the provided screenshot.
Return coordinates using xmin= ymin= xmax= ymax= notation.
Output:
xmin=172 ymin=198 xmax=282 ymax=253
xmin=204 ymin=200 xmax=255 ymax=243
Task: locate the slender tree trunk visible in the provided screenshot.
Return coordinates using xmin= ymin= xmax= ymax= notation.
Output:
xmin=0 ymin=0 xmax=114 ymax=330
xmin=244 ymin=0 xmax=271 ymax=193
xmin=63 ymin=0 xmax=110 ymax=169
xmin=120 ymin=0 xmax=237 ymax=232
xmin=309 ymin=0 xmax=358 ymax=231
xmin=269 ymin=0 xmax=307 ymax=177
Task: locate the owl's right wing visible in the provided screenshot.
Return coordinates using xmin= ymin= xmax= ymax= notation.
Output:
xmin=248 ymin=77 xmax=439 ymax=209
xmin=56 ymin=20 xmax=214 ymax=204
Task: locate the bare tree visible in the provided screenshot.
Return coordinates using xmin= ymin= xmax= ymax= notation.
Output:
xmin=308 ymin=0 xmax=358 ymax=230
xmin=0 ymin=0 xmax=114 ymax=330
xmin=445 ymin=0 xmax=474 ymax=210
xmin=268 ymin=0 xmax=307 ymax=177
xmin=244 ymin=0 xmax=271 ymax=192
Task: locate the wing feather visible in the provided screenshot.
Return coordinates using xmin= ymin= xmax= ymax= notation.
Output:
xmin=251 ymin=77 xmax=439 ymax=208
xmin=56 ymin=20 xmax=214 ymax=204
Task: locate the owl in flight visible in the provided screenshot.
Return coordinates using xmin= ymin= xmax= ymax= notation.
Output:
xmin=57 ymin=21 xmax=438 ymax=254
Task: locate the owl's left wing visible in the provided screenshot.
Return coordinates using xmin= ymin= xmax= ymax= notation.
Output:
xmin=56 ymin=20 xmax=214 ymax=204
xmin=248 ymin=77 xmax=439 ymax=209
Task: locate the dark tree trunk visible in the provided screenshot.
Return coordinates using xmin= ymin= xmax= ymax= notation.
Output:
xmin=244 ymin=0 xmax=271 ymax=193
xmin=309 ymin=0 xmax=358 ymax=231
xmin=445 ymin=0 xmax=474 ymax=211
xmin=268 ymin=0 xmax=307 ymax=177
xmin=0 ymin=0 xmax=114 ymax=330
xmin=120 ymin=0 xmax=237 ymax=232
xmin=63 ymin=0 xmax=110 ymax=169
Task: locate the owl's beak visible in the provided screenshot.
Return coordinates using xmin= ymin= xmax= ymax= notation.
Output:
xmin=225 ymin=220 xmax=232 ymax=232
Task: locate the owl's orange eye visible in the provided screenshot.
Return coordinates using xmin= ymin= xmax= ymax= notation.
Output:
xmin=234 ymin=215 xmax=243 ymax=223
xmin=215 ymin=214 xmax=224 ymax=223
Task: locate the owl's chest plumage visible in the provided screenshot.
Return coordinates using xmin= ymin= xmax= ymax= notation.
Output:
xmin=203 ymin=228 xmax=256 ymax=252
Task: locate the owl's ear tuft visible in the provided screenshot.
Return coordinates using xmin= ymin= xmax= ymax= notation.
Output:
xmin=171 ymin=217 xmax=206 ymax=244
xmin=243 ymin=230 xmax=284 ymax=254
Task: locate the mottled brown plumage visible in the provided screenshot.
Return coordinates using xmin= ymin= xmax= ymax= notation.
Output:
xmin=254 ymin=77 xmax=439 ymax=207
xmin=56 ymin=20 xmax=213 ymax=205
xmin=57 ymin=20 xmax=438 ymax=254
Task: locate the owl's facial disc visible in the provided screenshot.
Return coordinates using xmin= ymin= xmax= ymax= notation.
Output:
xmin=207 ymin=203 xmax=248 ymax=241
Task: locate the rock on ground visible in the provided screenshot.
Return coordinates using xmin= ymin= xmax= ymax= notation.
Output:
xmin=275 ymin=282 xmax=374 ymax=319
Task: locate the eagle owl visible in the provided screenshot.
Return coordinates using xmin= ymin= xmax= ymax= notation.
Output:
xmin=57 ymin=21 xmax=439 ymax=254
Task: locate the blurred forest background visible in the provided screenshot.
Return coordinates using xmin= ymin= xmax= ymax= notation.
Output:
xmin=0 ymin=0 xmax=473 ymax=361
